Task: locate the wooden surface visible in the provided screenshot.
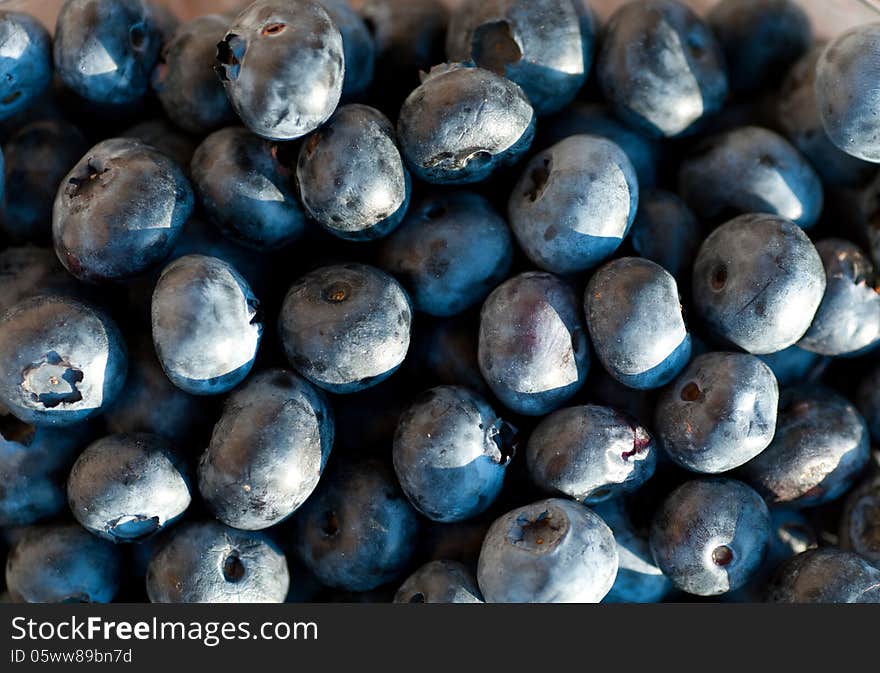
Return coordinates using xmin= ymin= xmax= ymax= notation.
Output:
xmin=4 ymin=0 xmax=878 ymax=41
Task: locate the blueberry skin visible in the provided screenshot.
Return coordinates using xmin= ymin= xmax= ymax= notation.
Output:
xmin=740 ymin=387 xmax=871 ymax=507
xmin=650 ymin=478 xmax=770 ymax=596
xmin=692 ymin=214 xmax=826 ymax=354
xmin=539 ymin=103 xmax=659 ymax=190
xmin=858 ymin=365 xmax=880 ymax=442
xmin=0 ymin=246 xmax=77 ymax=315
xmin=798 ymin=239 xmax=880 ymax=356
xmin=0 ymin=295 xmax=127 ymax=427
xmin=509 ymin=135 xmax=639 ymax=275
xmin=707 ymin=0 xmax=811 ymax=95
xmin=296 ymin=105 xmax=410 ymax=241
xmin=151 ymin=254 xmax=262 ymax=396
xmin=445 ymin=0 xmax=594 ymax=116
xmin=216 ymin=0 xmax=344 ymax=141
xmin=630 ymin=190 xmax=701 ymax=283
xmin=53 ymin=138 xmax=194 ymax=283
xmin=104 ymin=334 xmax=210 ymax=442
xmin=777 ymin=46 xmax=876 ymax=189
xmin=816 ymin=24 xmax=880 ymax=163
xmin=198 ymin=369 xmax=334 ymax=531
xmin=360 ymin=0 xmax=449 ymax=108
xmin=0 ymin=415 xmax=90 ymax=527
xmin=478 ymin=272 xmax=589 ymax=416
xmin=191 ymin=127 xmax=305 ymax=251
xmin=2 ymin=121 xmax=90 ymax=244
xmin=5 ymin=523 xmax=122 ymax=603
xmin=756 ymin=345 xmax=823 ymax=387
xmin=655 ymin=352 xmax=779 ymax=474
xmin=840 ymin=467 xmax=880 ymax=567
xmin=146 ymin=520 xmax=289 ymax=603
xmin=293 ymin=459 xmax=419 ymax=591
xmin=527 ymin=405 xmax=657 ymax=504
xmin=393 ymin=386 xmax=514 ymax=523
xmin=378 ymin=192 xmax=513 ymax=317
xmin=477 ymin=498 xmax=618 ymax=603
xmin=597 ymin=0 xmax=728 ymax=138
xmin=767 ymin=548 xmax=880 ymax=603
xmin=394 ymin=560 xmax=483 ymax=604
xmin=0 ymin=11 xmax=52 ymax=121
xmin=122 ymin=118 xmax=198 ymax=171
xmin=53 ymin=0 xmax=165 ymax=105
xmin=593 ymin=498 xmax=672 ymax=604
xmin=585 ymin=258 xmax=691 ymax=390
xmin=320 ymin=0 xmax=375 ymax=101
xmin=397 ymin=63 xmax=536 ymax=185
xmin=67 ymin=433 xmax=191 ymax=543
xmin=678 ymin=127 xmax=824 ymax=230
xmin=151 ymin=15 xmax=236 ymax=135
xmin=278 ymin=264 xmax=412 ymax=394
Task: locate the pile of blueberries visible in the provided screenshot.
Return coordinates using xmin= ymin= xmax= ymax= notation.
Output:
xmin=0 ymin=0 xmax=879 ymax=605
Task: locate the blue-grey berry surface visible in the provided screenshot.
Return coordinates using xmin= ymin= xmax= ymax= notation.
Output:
xmin=767 ymin=548 xmax=880 ymax=603
xmin=321 ymin=0 xmax=375 ymax=101
xmin=629 ymin=190 xmax=701 ymax=283
xmin=0 ymin=11 xmax=52 ymax=121
xmin=394 ymin=560 xmax=483 ymax=604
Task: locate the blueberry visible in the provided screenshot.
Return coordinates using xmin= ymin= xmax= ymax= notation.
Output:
xmin=359 ymin=0 xmax=449 ymax=111
xmin=678 ymin=127 xmax=824 ymax=229
xmin=840 ymin=465 xmax=880 ymax=567
xmin=592 ymin=498 xmax=672 ymax=604
xmin=292 ymin=459 xmax=419 ymax=591
xmin=0 ymin=11 xmax=52 ymax=120
xmin=585 ymin=257 xmax=692 ymax=390
xmin=756 ymin=345 xmax=824 ymax=387
xmin=320 ymin=0 xmax=375 ymax=101
xmin=393 ymin=386 xmax=515 ymax=522
xmin=0 ymin=246 xmax=77 ymax=315
xmin=0 ymin=295 xmax=127 ymax=427
xmin=2 ymin=120 xmax=89 ymax=243
xmin=445 ymin=0 xmax=595 ymax=116
xmin=858 ymin=365 xmax=880 ymax=442
xmin=67 ymin=433 xmax=190 ymax=542
xmin=53 ymin=138 xmax=194 ymax=282
xmin=278 ymin=263 xmax=412 ymax=394
xmin=0 ymin=414 xmax=90 ymax=527
xmin=191 ymin=127 xmax=306 ymax=251
xmin=216 ymin=0 xmax=344 ymax=140
xmin=798 ymin=239 xmax=880 ymax=356
xmin=740 ymin=386 xmax=871 ymax=507
xmin=198 ymin=369 xmax=334 ymax=531
xmin=707 ymin=0 xmax=811 ymax=95
xmin=816 ymin=24 xmax=880 ymax=163
xmin=54 ymin=0 xmax=165 ymax=105
xmin=104 ymin=334 xmax=211 ymax=442
xmin=627 ymin=212 xmax=697 ymax=305
xmin=477 ymin=498 xmax=618 ymax=603
xmin=597 ymin=0 xmax=728 ymax=138
xmin=151 ymin=15 xmax=236 ymax=135
xmin=478 ymin=272 xmax=589 ymax=415
xmin=767 ymin=548 xmax=880 ymax=603
xmin=654 ymin=352 xmax=779 ymax=474
xmin=650 ymin=478 xmax=770 ymax=596
xmin=692 ymin=213 xmax=826 ymax=354
xmin=5 ymin=523 xmax=122 ymax=603
xmin=538 ymin=103 xmax=659 ymax=190
xmin=296 ymin=104 xmax=410 ymax=241
xmin=146 ymin=520 xmax=289 ymax=603
xmin=509 ymin=135 xmax=639 ymax=274
xmin=151 ymin=254 xmax=262 ymax=395
xmin=527 ymin=405 xmax=657 ymax=504
xmin=777 ymin=46 xmax=877 ymax=188
xmin=378 ymin=191 xmax=513 ymax=316
xmin=397 ymin=63 xmax=535 ymax=184
xmin=394 ymin=560 xmax=483 ymax=604
xmin=122 ymin=118 xmax=198 ymax=171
